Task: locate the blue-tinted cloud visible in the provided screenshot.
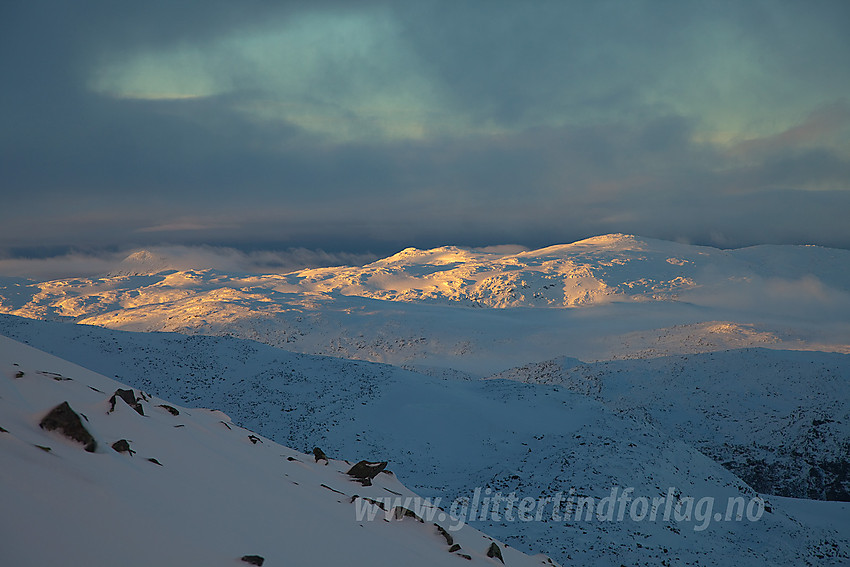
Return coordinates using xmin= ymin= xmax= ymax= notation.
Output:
xmin=1 ymin=0 xmax=849 ymax=262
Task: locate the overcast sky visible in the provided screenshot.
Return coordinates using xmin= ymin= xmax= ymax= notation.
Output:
xmin=2 ymin=0 xmax=850 ymax=271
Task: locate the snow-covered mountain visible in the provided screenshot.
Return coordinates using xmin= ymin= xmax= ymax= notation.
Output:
xmin=489 ymin=348 xmax=850 ymax=501
xmin=108 ymin=249 xmax=175 ymax=276
xmin=0 ymin=335 xmax=557 ymax=567
xmin=279 ymin=234 xmax=850 ymax=308
xmin=2 ymin=315 xmax=848 ymax=566
xmin=1 ymin=235 xmax=849 ymax=373
xmin=2 ymin=234 xmax=850 ymax=564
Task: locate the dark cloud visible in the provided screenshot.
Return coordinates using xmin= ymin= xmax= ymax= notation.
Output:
xmin=1 ymin=0 xmax=849 ymax=272
xmin=393 ymin=1 xmax=672 ymax=125
xmin=0 ymin=244 xmax=377 ymax=281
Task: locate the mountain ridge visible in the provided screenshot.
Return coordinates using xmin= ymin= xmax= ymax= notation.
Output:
xmin=2 ymin=319 xmax=849 ymax=566
xmin=1 ymin=234 xmax=848 ymax=373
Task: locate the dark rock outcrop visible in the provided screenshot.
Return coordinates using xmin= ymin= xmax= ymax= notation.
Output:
xmin=241 ymin=555 xmax=265 ymax=566
xmin=108 ymin=389 xmax=144 ymax=416
xmin=722 ymin=455 xmax=850 ymax=502
xmin=39 ymin=401 xmax=97 ymax=452
xmin=158 ymin=404 xmax=179 ymax=416
xmin=487 ymin=542 xmax=505 ymax=563
xmin=347 ymin=461 xmax=387 ymax=486
xmin=313 ymin=447 xmax=328 ymax=462
xmin=435 ymin=523 xmax=454 ymax=546
xmin=111 ymin=439 xmax=135 ymax=455
xmin=392 ymin=506 xmax=423 ymax=522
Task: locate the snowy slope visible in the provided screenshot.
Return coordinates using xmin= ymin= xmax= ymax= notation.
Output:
xmin=1 ymin=235 xmax=849 ymax=373
xmin=254 ymin=234 xmax=850 ymax=308
xmin=2 ymin=317 xmax=848 ymax=566
xmin=0 ymin=335 xmax=557 ymax=567
xmin=489 ymin=349 xmax=850 ymax=501
xmin=5 ymin=234 xmax=850 ymax=311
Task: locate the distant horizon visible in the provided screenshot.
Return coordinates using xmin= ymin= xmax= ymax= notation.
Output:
xmin=2 ymin=231 xmax=848 ymax=281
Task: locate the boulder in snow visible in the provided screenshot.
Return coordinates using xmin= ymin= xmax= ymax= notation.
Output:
xmin=39 ymin=401 xmax=97 ymax=452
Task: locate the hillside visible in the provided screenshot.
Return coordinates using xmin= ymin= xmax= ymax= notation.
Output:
xmin=2 ymin=316 xmax=848 ymax=566
xmin=490 ymin=349 xmax=850 ymax=501
xmin=0 ymin=335 xmax=556 ymax=567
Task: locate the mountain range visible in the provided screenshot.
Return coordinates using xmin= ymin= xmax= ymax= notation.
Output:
xmin=2 ymin=234 xmax=849 ymax=565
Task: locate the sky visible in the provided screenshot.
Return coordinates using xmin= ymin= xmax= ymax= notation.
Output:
xmin=2 ymin=0 xmax=850 ymax=277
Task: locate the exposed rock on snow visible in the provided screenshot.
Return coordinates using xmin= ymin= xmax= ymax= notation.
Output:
xmin=39 ymin=401 xmax=97 ymax=452
xmin=108 ymin=388 xmax=144 ymax=416
xmin=158 ymin=404 xmax=179 ymax=416
xmin=435 ymin=523 xmax=454 ymax=546
xmin=348 ymin=460 xmax=388 ymax=485
xmin=487 ymin=542 xmax=505 ymax=563
xmin=111 ymin=439 xmax=134 ymax=454
xmin=313 ymin=446 xmax=328 ymax=463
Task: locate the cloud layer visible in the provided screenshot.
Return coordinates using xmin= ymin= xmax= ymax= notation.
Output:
xmin=2 ymin=0 xmax=849 ymax=266
xmin=0 ymin=245 xmax=378 ymax=281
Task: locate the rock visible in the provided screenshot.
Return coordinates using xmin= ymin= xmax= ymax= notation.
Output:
xmin=320 ymin=483 xmax=346 ymax=496
xmin=392 ymin=506 xmax=423 ymax=522
xmin=241 ymin=555 xmax=265 ymax=566
xmin=14 ymin=371 xmax=24 ymax=378
xmin=248 ymin=435 xmax=261 ymax=444
xmin=147 ymin=458 xmax=163 ymax=466
xmin=108 ymin=389 xmax=144 ymax=416
xmin=449 ymin=544 xmax=462 ymax=553
xmin=111 ymin=439 xmax=135 ymax=455
xmin=39 ymin=401 xmax=97 ymax=452
xmin=435 ymin=524 xmax=454 ymax=546
xmin=313 ymin=447 xmax=328 ymax=462
xmin=355 ymin=497 xmax=386 ymax=511
xmin=347 ymin=460 xmax=387 ymax=481
xmin=158 ymin=404 xmax=179 ymax=416
xmin=486 ymin=542 xmax=505 ymax=563
xmin=0 ymin=425 xmax=7 ymax=433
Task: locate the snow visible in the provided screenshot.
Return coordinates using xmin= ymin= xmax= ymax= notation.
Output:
xmin=489 ymin=348 xmax=850 ymax=501
xmin=772 ymin=496 xmax=850 ymax=533
xmin=2 ymin=234 xmax=850 ymax=565
xmin=1 ymin=316 xmax=848 ymax=566
xmin=1 ymin=235 xmax=848 ymax=375
xmin=0 ymin=335 xmax=555 ymax=567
